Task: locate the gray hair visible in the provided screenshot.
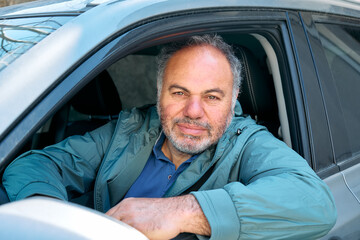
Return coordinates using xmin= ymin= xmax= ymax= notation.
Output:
xmin=156 ymin=34 xmax=242 ymax=109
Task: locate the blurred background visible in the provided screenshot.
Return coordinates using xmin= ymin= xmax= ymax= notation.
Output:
xmin=0 ymin=0 xmax=34 ymax=7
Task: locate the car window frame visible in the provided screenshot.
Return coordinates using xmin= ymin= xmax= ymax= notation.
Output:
xmin=285 ymin=11 xmax=336 ymax=176
xmin=302 ymin=11 xmax=360 ymax=173
xmin=0 ymin=9 xmax=309 ymax=175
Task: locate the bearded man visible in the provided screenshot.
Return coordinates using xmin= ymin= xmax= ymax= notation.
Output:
xmin=3 ymin=35 xmax=336 ymax=240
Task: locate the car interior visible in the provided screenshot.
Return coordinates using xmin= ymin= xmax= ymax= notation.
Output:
xmin=0 ymin=32 xmax=290 ymax=205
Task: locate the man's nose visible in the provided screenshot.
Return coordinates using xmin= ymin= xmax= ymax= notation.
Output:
xmin=183 ymin=96 xmax=204 ymax=119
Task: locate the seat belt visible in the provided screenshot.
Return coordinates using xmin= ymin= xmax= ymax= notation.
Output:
xmin=181 ymin=164 xmax=216 ymax=195
xmin=181 ymin=121 xmax=265 ymax=195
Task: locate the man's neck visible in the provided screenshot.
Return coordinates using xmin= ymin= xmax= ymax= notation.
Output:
xmin=161 ymin=138 xmax=192 ymax=169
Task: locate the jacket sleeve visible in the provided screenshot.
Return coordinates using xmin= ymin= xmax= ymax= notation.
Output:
xmin=192 ymin=130 xmax=337 ymax=240
xmin=2 ymin=121 xmax=116 ymax=202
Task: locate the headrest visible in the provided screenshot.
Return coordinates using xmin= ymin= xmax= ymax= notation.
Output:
xmin=70 ymin=71 xmax=122 ymax=116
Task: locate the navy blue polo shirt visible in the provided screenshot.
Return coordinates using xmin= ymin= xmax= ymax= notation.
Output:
xmin=124 ymin=133 xmax=198 ymax=198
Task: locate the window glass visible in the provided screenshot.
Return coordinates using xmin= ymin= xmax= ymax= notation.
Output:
xmin=0 ymin=16 xmax=73 ymax=71
xmin=316 ymin=23 xmax=360 ymax=156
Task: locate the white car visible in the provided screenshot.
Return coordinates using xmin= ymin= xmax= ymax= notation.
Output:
xmin=0 ymin=0 xmax=359 ymax=239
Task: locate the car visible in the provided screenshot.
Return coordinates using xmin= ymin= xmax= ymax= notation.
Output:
xmin=0 ymin=0 xmax=359 ymax=239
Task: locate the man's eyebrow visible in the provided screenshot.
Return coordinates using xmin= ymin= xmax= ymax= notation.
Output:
xmin=204 ymin=88 xmax=225 ymax=97
xmin=168 ymin=85 xmax=225 ymax=97
xmin=168 ymin=84 xmax=190 ymax=93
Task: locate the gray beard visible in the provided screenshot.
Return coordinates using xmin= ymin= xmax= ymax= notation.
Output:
xmin=157 ymin=103 xmax=233 ymax=155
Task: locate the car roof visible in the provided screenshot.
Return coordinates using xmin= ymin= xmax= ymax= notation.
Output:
xmin=1 ymin=0 xmax=360 ymax=18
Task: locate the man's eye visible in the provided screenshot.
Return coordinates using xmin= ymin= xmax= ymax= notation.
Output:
xmin=208 ymin=95 xmax=219 ymax=100
xmin=174 ymin=92 xmax=184 ymax=96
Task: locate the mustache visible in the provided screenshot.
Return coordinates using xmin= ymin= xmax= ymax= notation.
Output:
xmin=173 ymin=117 xmax=211 ymax=130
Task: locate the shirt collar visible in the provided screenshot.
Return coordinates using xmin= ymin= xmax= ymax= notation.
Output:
xmin=153 ymin=132 xmax=198 ymax=164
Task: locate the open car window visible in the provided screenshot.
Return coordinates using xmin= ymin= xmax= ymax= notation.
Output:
xmin=26 ymin=32 xmax=290 ymax=160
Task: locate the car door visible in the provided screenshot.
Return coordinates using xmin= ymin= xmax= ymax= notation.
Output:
xmin=301 ymin=11 xmax=360 ymax=240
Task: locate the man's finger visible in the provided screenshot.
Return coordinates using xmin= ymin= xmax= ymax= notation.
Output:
xmin=105 ymin=206 xmax=118 ymax=217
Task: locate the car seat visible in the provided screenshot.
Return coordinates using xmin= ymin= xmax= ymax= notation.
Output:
xmin=235 ymin=46 xmax=280 ymax=138
xmin=50 ymin=70 xmax=122 ymax=144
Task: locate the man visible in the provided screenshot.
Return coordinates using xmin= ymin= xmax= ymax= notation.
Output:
xmin=3 ymin=35 xmax=336 ymax=239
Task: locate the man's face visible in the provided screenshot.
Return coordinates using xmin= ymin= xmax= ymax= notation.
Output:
xmin=158 ymin=45 xmax=234 ymax=155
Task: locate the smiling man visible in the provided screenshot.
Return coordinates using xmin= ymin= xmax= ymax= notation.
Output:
xmin=3 ymin=35 xmax=336 ymax=239
xmin=159 ymin=42 xmax=234 ymax=165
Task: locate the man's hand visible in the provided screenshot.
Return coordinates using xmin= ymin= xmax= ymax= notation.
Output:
xmin=105 ymin=194 xmax=211 ymax=240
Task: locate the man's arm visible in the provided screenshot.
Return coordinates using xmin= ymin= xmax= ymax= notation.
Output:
xmin=106 ymin=195 xmax=210 ymax=240
xmin=192 ymin=130 xmax=337 ymax=240
xmin=3 ymin=121 xmax=116 ymax=201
